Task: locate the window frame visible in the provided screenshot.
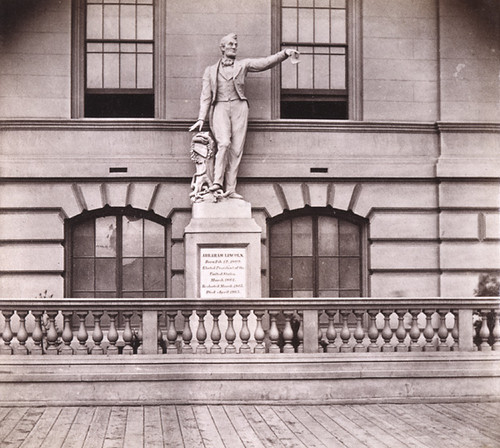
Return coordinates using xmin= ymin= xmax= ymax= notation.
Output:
xmin=71 ymin=0 xmax=166 ymax=118
xmin=64 ymin=206 xmax=171 ymax=298
xmin=267 ymin=207 xmax=368 ymax=297
xmin=271 ymin=0 xmax=362 ymax=120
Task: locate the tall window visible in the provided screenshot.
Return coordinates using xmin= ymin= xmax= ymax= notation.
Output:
xmin=279 ymin=0 xmax=351 ymax=119
xmin=67 ymin=209 xmax=168 ymax=298
xmin=77 ymin=0 xmax=156 ymax=118
xmin=269 ymin=210 xmax=364 ymax=297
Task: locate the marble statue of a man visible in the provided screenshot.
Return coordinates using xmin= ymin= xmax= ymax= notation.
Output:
xmin=190 ymin=33 xmax=298 ymax=199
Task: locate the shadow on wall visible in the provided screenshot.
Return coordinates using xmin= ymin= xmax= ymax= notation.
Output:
xmin=0 ymin=0 xmax=42 ymax=40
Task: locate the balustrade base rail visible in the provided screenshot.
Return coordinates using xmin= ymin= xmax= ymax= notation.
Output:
xmin=0 ymin=352 xmax=499 ymax=406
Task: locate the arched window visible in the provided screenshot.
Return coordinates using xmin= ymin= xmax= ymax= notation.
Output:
xmin=269 ymin=208 xmax=365 ymax=297
xmin=66 ymin=207 xmax=168 ymax=298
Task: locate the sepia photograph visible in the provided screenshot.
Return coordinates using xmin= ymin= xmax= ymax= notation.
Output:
xmin=0 ymin=0 xmax=499 ymax=446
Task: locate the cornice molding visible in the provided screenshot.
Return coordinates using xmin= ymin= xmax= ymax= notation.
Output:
xmin=1 ymin=119 xmax=498 ymax=134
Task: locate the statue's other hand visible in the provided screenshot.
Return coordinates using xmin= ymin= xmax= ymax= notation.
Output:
xmin=285 ymin=49 xmax=300 ymax=64
xmin=189 ymin=120 xmax=204 ymax=132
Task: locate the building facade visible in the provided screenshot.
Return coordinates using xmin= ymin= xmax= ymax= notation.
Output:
xmin=0 ymin=0 xmax=499 ymax=299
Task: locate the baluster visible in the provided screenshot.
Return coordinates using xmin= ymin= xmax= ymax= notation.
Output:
xmin=196 ymin=310 xmax=207 ymax=354
xmin=282 ymin=311 xmax=294 ymax=353
xmin=224 ymin=310 xmax=237 ymax=354
xmin=395 ymin=309 xmax=408 ymax=352
xmin=166 ymin=311 xmax=179 ymax=354
xmin=381 ymin=310 xmax=394 ymax=352
xmin=367 ymin=309 xmax=380 ymax=352
xmin=296 ymin=311 xmax=304 ymax=353
xmin=492 ymin=310 xmax=500 ymax=351
xmin=137 ymin=314 xmax=143 ymax=355
xmin=31 ymin=311 xmax=44 ymax=355
xmin=158 ymin=313 xmax=165 ymax=354
xmin=353 ymin=310 xmax=366 ymax=352
xmin=325 ymin=310 xmax=338 ymax=353
xmin=75 ymin=311 xmax=89 ymax=355
xmin=107 ymin=312 xmax=119 ymax=355
xmin=409 ymin=309 xmax=422 ymax=352
xmin=122 ymin=311 xmax=134 ymax=355
xmin=181 ymin=310 xmax=193 ymax=354
xmin=479 ymin=309 xmax=492 ymax=352
xmin=423 ymin=309 xmax=436 ymax=352
xmin=268 ymin=311 xmax=280 ymax=354
xmin=91 ymin=311 xmax=104 ymax=355
xmin=318 ymin=316 xmax=325 ymax=353
xmin=15 ymin=311 xmax=29 ymax=355
xmin=239 ymin=310 xmax=251 ymax=354
xmin=437 ymin=309 xmax=450 ymax=351
xmin=46 ymin=311 xmax=60 ymax=354
xmin=253 ymin=310 xmax=266 ymax=354
xmin=450 ymin=310 xmax=459 ymax=351
xmin=60 ymin=311 xmax=74 ymax=355
xmin=0 ymin=311 xmax=14 ymax=355
xmin=340 ymin=310 xmax=352 ymax=352
xmin=210 ymin=310 xmax=222 ymax=354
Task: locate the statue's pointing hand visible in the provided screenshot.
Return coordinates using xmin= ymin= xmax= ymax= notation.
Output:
xmin=285 ymin=49 xmax=300 ymax=64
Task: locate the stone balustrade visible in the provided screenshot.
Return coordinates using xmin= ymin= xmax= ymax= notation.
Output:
xmin=0 ymin=298 xmax=499 ymax=356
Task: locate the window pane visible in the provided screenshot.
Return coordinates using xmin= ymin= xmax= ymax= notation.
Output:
xmin=120 ymin=4 xmax=136 ymax=40
xmin=319 ymin=290 xmax=340 ymax=298
xmin=87 ymin=4 xmax=103 ymax=39
xmin=281 ymin=57 xmax=297 ymax=89
xmin=103 ymin=5 xmax=119 ymax=39
xmin=298 ymin=8 xmax=314 ymax=42
xmin=145 ymin=291 xmax=165 ymax=298
xmin=315 ymin=0 xmax=330 ymax=7
xmin=144 ymin=258 xmax=165 ymax=291
xmin=292 ymin=257 xmax=313 ymax=289
xmin=292 ymin=216 xmax=312 ymax=256
xmin=282 ymin=0 xmax=297 ymax=6
xmin=331 ymin=9 xmax=346 ymax=44
xmin=339 ymin=221 xmax=359 ymax=255
xmin=297 ymin=53 xmax=313 ymax=89
xmin=120 ymin=53 xmax=136 ymax=88
xmin=314 ymin=54 xmax=330 ymax=89
xmin=123 ymin=216 xmax=143 ymax=257
xmin=123 ymin=258 xmax=144 ymax=291
xmin=294 ymin=289 xmax=313 ymax=297
xmin=330 ymin=53 xmax=346 ymax=89
xmin=137 ymin=5 xmax=153 ymax=40
xmin=270 ymin=220 xmax=291 ymax=256
xmin=95 ymin=216 xmax=116 ymax=257
xmin=331 ymin=0 xmax=346 ymax=9
xmin=339 ymin=258 xmax=360 ymax=289
xmin=272 ymin=290 xmax=293 ymax=298
xmin=314 ymin=8 xmax=330 ymax=43
xmin=73 ymin=220 xmax=95 ymax=257
xmin=271 ymin=258 xmax=292 ymax=289
xmin=318 ymin=216 xmax=338 ymax=256
xmin=144 ymin=220 xmax=164 ymax=257
xmin=73 ymin=258 xmax=94 ymax=290
xmin=318 ymin=257 xmax=339 ymax=289
xmin=340 ymin=290 xmax=360 ymax=298
xmin=96 ymin=258 xmax=116 ymax=291
xmin=137 ymin=53 xmax=153 ymax=88
xmin=282 ymin=8 xmax=298 ymax=42
xmin=298 ymin=0 xmax=313 ymax=6
xmin=103 ymin=53 xmax=120 ymax=88
xmin=87 ymin=53 xmax=103 ymax=88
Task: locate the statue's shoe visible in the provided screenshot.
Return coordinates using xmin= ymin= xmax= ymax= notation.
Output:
xmin=226 ymin=192 xmax=243 ymax=200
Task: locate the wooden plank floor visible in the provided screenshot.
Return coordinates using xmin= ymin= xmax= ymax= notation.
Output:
xmin=0 ymin=403 xmax=499 ymax=448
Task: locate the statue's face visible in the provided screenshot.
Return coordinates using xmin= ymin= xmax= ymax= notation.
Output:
xmin=221 ymin=38 xmax=238 ymax=59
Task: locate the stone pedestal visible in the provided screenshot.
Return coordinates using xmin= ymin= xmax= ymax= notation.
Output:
xmin=184 ymin=200 xmax=262 ymax=298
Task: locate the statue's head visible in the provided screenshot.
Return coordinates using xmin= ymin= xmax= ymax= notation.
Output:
xmin=220 ymin=33 xmax=238 ymax=58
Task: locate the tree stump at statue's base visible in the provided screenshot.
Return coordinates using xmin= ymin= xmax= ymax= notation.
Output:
xmin=184 ymin=200 xmax=262 ymax=298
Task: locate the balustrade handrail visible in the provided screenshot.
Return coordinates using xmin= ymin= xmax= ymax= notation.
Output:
xmin=1 ymin=297 xmax=499 ymax=311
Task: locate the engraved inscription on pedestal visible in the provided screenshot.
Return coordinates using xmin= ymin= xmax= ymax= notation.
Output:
xmin=200 ymin=247 xmax=246 ymax=298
